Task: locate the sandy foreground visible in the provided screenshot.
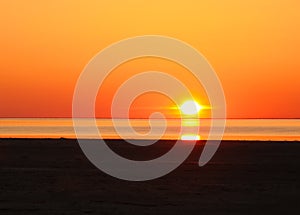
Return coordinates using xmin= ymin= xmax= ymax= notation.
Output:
xmin=0 ymin=138 xmax=299 ymax=214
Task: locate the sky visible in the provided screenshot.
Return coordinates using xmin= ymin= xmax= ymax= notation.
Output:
xmin=0 ymin=0 xmax=299 ymax=118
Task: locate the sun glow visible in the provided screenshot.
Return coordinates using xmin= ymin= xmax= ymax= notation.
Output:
xmin=180 ymin=100 xmax=202 ymax=115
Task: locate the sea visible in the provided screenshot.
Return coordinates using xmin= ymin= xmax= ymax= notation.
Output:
xmin=0 ymin=118 xmax=299 ymax=141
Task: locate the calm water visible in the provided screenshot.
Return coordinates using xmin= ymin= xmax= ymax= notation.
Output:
xmin=0 ymin=118 xmax=299 ymax=141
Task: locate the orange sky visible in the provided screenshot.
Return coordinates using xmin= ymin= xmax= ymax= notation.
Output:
xmin=0 ymin=0 xmax=299 ymax=118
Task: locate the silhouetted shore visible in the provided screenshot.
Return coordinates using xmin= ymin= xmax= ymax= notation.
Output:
xmin=0 ymin=139 xmax=299 ymax=214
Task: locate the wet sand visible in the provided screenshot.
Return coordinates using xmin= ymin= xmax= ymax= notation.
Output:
xmin=0 ymin=138 xmax=299 ymax=214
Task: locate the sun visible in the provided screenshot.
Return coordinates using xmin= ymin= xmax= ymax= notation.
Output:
xmin=180 ymin=100 xmax=202 ymax=115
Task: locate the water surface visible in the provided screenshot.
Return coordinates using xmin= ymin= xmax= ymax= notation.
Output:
xmin=0 ymin=118 xmax=299 ymax=141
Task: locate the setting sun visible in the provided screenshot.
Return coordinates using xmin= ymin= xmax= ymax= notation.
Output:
xmin=180 ymin=100 xmax=202 ymax=115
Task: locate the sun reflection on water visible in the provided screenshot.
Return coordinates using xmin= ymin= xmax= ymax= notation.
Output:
xmin=180 ymin=134 xmax=201 ymax=141
xmin=181 ymin=119 xmax=200 ymax=141
xmin=182 ymin=119 xmax=200 ymax=127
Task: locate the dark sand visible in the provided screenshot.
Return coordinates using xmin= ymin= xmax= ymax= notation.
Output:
xmin=0 ymin=139 xmax=299 ymax=214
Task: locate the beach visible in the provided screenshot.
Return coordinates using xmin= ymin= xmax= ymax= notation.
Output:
xmin=0 ymin=139 xmax=299 ymax=214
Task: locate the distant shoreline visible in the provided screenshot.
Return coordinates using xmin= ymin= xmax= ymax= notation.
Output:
xmin=0 ymin=138 xmax=300 ymax=143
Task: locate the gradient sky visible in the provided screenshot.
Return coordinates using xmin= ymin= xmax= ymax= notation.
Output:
xmin=0 ymin=0 xmax=299 ymax=118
